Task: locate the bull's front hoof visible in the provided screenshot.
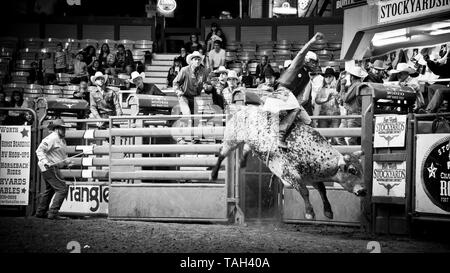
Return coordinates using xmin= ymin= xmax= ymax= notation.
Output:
xmin=305 ymin=213 xmax=315 ymax=220
xmin=324 ymin=210 xmax=334 ymax=219
xmin=209 ymin=172 xmax=218 ymax=181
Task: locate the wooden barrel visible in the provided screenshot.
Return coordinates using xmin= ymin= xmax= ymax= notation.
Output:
xmin=23 ymin=38 xmax=43 ymax=49
xmin=316 ymin=49 xmax=332 ymax=61
xmin=99 ymin=39 xmax=118 ymax=49
xmin=3 ymin=83 xmax=25 ymax=99
xmin=79 ymin=39 xmax=98 ymax=49
xmin=0 ymin=47 xmax=14 ymax=59
xmin=291 ymin=43 xmax=305 ymax=50
xmin=225 ymin=51 xmax=237 ymax=62
xmin=225 ymin=41 xmax=240 ymax=51
xmin=132 ymin=49 xmax=146 ymax=63
xmin=61 ymin=38 xmax=80 ymax=51
xmin=43 ymin=38 xmax=62 ymax=49
xmin=23 ymin=84 xmax=43 ymax=100
xmin=61 ymin=85 xmax=79 ymax=98
xmin=320 ymin=61 xmax=343 ymax=72
xmin=247 ymin=62 xmax=258 ymax=74
xmin=43 ymin=85 xmax=62 ymax=99
xmin=326 ymin=42 xmax=342 ymax=50
xmin=56 ymin=73 xmax=75 ymax=85
xmin=11 ymin=71 xmax=30 ymax=83
xmin=134 ymin=40 xmax=153 ymax=50
xmin=19 ymin=48 xmax=39 ymax=60
xmin=118 ymin=39 xmax=135 ymax=50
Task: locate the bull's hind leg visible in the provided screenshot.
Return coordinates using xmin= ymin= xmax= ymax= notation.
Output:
xmin=210 ymin=141 xmax=241 ymax=181
xmin=312 ymin=182 xmax=333 ymax=219
xmin=295 ymin=183 xmax=315 ymax=220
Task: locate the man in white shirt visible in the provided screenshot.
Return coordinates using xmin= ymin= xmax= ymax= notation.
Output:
xmin=208 ymin=40 xmax=226 ymax=71
xmin=35 ymin=119 xmax=74 ymax=220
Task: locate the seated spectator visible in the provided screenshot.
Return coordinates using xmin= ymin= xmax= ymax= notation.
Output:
xmin=4 ymin=91 xmax=32 ymax=125
xmin=340 ymin=66 xmax=367 ymax=145
xmin=89 ymin=72 xmax=122 ymax=129
xmin=42 ymin=52 xmax=56 ymax=85
xmin=73 ymin=79 xmax=90 ymax=103
xmin=240 ymin=61 xmax=254 ymax=88
xmin=88 ymin=59 xmax=104 ymax=77
xmin=167 ymin=57 xmax=183 ymax=87
xmin=130 ymin=71 xmax=166 ymax=96
xmin=364 ymin=60 xmax=386 ymax=83
xmin=177 ymin=47 xmax=188 ymax=67
xmin=114 ymin=44 xmax=131 ymax=74
xmin=206 ymin=22 xmax=227 ymax=52
xmin=198 ymin=47 xmax=208 ymax=68
xmin=98 ymin=43 xmax=115 ymax=71
xmin=70 ymin=52 xmax=89 ymax=84
xmin=389 ymin=62 xmax=426 ymax=111
xmin=315 ymin=67 xmax=341 ymax=145
xmin=185 ymin=34 xmax=202 ymax=53
xmin=255 ymin=55 xmax=272 ymax=85
xmin=208 ymin=40 xmax=226 ymax=71
xmin=423 ymin=44 xmax=450 ymax=113
xmin=257 ymin=67 xmax=276 ymax=91
xmin=54 ymin=42 xmax=67 ymax=73
xmin=222 ymin=70 xmax=241 ymax=108
xmin=125 ymin=49 xmax=135 ymax=68
xmin=124 ymin=64 xmax=134 ymax=76
xmin=29 ymin=61 xmax=42 ymax=84
xmin=83 ymin=45 xmax=97 ymax=69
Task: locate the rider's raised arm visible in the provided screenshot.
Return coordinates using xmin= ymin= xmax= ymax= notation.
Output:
xmin=289 ymin=32 xmax=324 ymax=70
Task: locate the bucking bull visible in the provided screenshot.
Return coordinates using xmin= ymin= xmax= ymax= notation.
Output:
xmin=210 ymin=106 xmax=366 ymax=220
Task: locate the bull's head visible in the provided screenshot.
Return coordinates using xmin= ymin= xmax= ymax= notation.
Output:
xmin=334 ymin=151 xmax=366 ymax=197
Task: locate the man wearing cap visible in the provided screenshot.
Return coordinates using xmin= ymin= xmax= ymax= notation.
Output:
xmin=340 ymin=66 xmax=368 ymax=145
xmin=206 ymin=66 xmax=228 ymax=109
xmin=173 ymin=51 xmax=211 ymax=144
xmin=130 ymin=71 xmax=166 ymax=96
xmin=263 ymin=32 xmax=324 ymax=149
xmin=222 ymin=70 xmax=242 ymax=108
xmin=89 ymin=71 xmax=123 ymax=129
xmin=389 ymin=63 xmax=425 ymax=111
xmin=35 ymin=119 xmax=73 ymax=220
xmin=364 ymin=60 xmax=386 ymax=83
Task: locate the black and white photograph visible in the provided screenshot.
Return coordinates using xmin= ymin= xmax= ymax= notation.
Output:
xmin=0 ymin=0 xmax=450 ymax=269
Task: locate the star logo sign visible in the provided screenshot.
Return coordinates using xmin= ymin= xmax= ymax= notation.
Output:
xmin=427 ymin=163 xmax=437 ymax=178
xmin=20 ymin=128 xmax=29 ymax=138
xmin=21 ymin=188 xmax=26 ymax=194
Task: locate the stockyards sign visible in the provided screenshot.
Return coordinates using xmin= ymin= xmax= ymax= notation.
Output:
xmin=54 ymin=184 xmax=109 ymax=215
xmin=415 ymin=134 xmax=450 ymax=214
xmin=0 ymin=126 xmax=31 ymax=206
xmin=374 ymin=115 xmax=407 ymax=148
xmin=373 ymin=161 xmax=406 ymax=197
xmin=378 ymin=0 xmax=450 ymax=24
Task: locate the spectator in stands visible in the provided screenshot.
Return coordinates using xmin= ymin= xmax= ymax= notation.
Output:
xmin=206 ymin=22 xmax=227 ymax=52
xmin=364 ymin=60 xmax=386 ymax=83
xmin=42 ymin=52 xmax=56 ymax=85
xmin=423 ymin=44 xmax=450 ymax=113
xmin=73 ymin=79 xmax=90 ymax=103
xmin=54 ymin=42 xmax=67 ymax=74
xmin=340 ymin=66 xmax=367 ymax=145
xmin=130 ymin=71 xmax=166 ymax=96
xmin=98 ymin=43 xmax=114 ymax=71
xmin=173 ymin=51 xmax=211 ymax=144
xmin=88 ymin=59 xmax=104 ymax=77
xmin=315 ymin=67 xmax=341 ymax=145
xmin=198 ymin=47 xmax=208 ymax=68
xmin=222 ymin=70 xmax=241 ymax=108
xmin=35 ymin=119 xmax=74 ymax=220
xmin=83 ymin=45 xmax=97 ymax=69
xmin=125 ymin=49 xmax=135 ymax=68
xmin=240 ymin=61 xmax=254 ymax=88
xmin=207 ymin=66 xmax=228 ymax=109
xmin=4 ymin=91 xmax=32 ymax=125
xmin=89 ymin=72 xmax=122 ymax=129
xmin=177 ymin=47 xmax=189 ymax=67
xmin=257 ymin=67 xmax=276 ymax=91
xmin=185 ymin=34 xmax=202 ymax=53
xmin=255 ymin=55 xmax=272 ymax=85
xmin=70 ymin=52 xmax=88 ymax=84
xmin=167 ymin=57 xmax=183 ymax=87
xmin=389 ymin=63 xmax=426 ymax=111
xmin=208 ymin=40 xmax=226 ymax=71
xmin=29 ymin=61 xmax=42 ymax=84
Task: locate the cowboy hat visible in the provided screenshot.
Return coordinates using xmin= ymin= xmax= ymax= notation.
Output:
xmin=47 ymin=119 xmax=70 ymax=130
xmin=128 ymin=71 xmax=146 ymax=83
xmin=186 ymin=51 xmax=204 ymax=64
xmin=346 ymin=66 xmax=368 ymax=78
xmin=214 ymin=66 xmax=228 ymax=74
xmin=321 ymin=67 xmax=336 ymax=77
xmin=90 ymin=71 xmax=108 ymax=83
xmin=372 ymin=60 xmax=386 ymax=70
xmin=389 ymin=63 xmax=416 ymax=74
xmin=227 ymin=70 xmax=239 ymax=80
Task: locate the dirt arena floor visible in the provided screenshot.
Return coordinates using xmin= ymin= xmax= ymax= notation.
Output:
xmin=1 ymin=216 xmax=450 ymax=253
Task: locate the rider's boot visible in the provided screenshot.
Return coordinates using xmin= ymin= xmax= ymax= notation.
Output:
xmin=278 ymin=108 xmax=300 ymax=149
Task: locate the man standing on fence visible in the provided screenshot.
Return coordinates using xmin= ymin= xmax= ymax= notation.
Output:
xmin=173 ymin=51 xmax=211 ymax=144
xmin=35 ymin=119 xmax=74 ymax=220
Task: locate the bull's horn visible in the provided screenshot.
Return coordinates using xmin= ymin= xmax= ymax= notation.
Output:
xmin=352 ymin=151 xmax=364 ymax=158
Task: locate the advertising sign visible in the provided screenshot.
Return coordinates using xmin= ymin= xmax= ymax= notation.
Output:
xmin=57 ymin=184 xmax=109 ymax=215
xmin=372 ymin=161 xmax=406 ymax=197
xmin=374 ymin=115 xmax=407 ymax=148
xmin=415 ymin=134 xmax=450 ymax=214
xmin=0 ymin=126 xmax=31 ymax=206
xmin=378 ymin=0 xmax=450 ymax=24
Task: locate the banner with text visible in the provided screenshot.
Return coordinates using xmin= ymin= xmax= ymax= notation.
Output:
xmin=0 ymin=126 xmax=31 ymax=206
xmin=374 ymin=115 xmax=407 ymax=148
xmin=55 ymin=184 xmax=109 ymax=215
xmin=373 ymin=161 xmax=406 ymax=197
xmin=378 ymin=0 xmax=450 ymax=24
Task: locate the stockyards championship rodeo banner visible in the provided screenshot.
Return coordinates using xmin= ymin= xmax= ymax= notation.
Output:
xmin=374 ymin=115 xmax=407 ymax=148
xmin=415 ymin=134 xmax=450 ymax=215
xmin=0 ymin=126 xmax=31 ymax=206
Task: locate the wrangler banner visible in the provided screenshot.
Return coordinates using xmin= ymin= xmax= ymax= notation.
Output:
xmin=55 ymin=184 xmax=109 ymax=215
xmin=0 ymin=126 xmax=31 ymax=206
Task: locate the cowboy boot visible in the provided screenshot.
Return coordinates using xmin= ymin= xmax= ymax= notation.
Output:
xmin=278 ymin=108 xmax=300 ymax=149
